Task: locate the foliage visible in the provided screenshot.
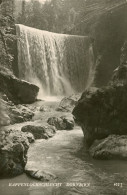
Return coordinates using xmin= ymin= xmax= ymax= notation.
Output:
xmin=16 ymin=0 xmax=86 ymax=33
xmin=16 ymin=0 xmax=127 ymax=33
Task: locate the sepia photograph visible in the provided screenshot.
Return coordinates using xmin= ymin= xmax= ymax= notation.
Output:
xmin=0 ymin=0 xmax=127 ymax=194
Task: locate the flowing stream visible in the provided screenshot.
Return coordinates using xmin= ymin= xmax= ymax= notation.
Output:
xmin=1 ymin=127 xmax=127 ymax=195
xmin=0 ymin=100 xmax=127 ymax=195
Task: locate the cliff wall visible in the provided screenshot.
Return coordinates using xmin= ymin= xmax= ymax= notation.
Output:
xmin=70 ymin=1 xmax=127 ymax=87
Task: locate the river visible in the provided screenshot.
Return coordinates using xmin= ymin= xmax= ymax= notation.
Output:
xmin=0 ymin=100 xmax=127 ymax=195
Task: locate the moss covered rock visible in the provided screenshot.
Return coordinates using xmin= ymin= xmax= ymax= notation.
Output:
xmin=0 ymin=67 xmax=39 ymax=104
xmin=90 ymin=135 xmax=127 ymax=160
xmin=73 ymin=84 xmax=127 ymax=145
xmin=0 ymin=129 xmax=34 ymax=177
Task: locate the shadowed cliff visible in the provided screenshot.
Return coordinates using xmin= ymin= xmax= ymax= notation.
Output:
xmin=69 ymin=0 xmax=127 ymax=87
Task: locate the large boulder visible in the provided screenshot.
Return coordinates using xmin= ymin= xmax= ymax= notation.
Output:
xmin=21 ymin=124 xmax=56 ymax=140
xmin=73 ymin=85 xmax=127 ymax=145
xmin=47 ymin=117 xmax=66 ymax=130
xmin=90 ymin=135 xmax=127 ymax=160
xmin=0 ymin=67 xmax=39 ymax=104
xmin=47 ymin=115 xmax=74 ymax=130
xmin=0 ymin=129 xmax=34 ymax=177
xmin=61 ymin=115 xmax=75 ymax=130
xmin=57 ymin=94 xmax=81 ymax=112
xmin=73 ymin=43 xmax=127 ymax=146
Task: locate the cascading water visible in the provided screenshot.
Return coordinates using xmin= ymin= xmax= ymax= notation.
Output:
xmin=16 ymin=24 xmax=95 ymax=97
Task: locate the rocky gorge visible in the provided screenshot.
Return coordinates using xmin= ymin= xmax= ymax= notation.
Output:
xmin=73 ymin=40 xmax=127 ymax=159
xmin=1 ymin=1 xmax=127 ymax=195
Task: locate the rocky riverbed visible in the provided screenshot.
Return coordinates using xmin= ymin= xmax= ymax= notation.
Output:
xmin=1 ymin=127 xmax=127 ymax=195
xmin=0 ymin=95 xmax=76 ymax=178
xmin=1 ymin=97 xmax=127 ymax=195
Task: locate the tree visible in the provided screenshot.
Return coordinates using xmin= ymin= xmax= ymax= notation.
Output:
xmin=16 ymin=0 xmax=87 ymax=33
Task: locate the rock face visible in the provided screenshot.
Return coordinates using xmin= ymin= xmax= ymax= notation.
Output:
xmin=111 ymin=65 xmax=127 ymax=86
xmin=25 ymin=169 xmax=57 ymax=181
xmin=0 ymin=100 xmax=10 ymax=126
xmin=8 ymin=104 xmax=34 ymax=124
xmin=0 ymin=92 xmax=35 ymax=177
xmin=47 ymin=115 xmax=74 ymax=130
xmin=90 ymin=135 xmax=127 ymax=160
xmin=0 ymin=129 xmax=34 ymax=177
xmin=21 ymin=125 xmax=56 ymax=140
xmin=71 ymin=1 xmax=127 ymax=87
xmin=0 ymin=95 xmax=35 ymax=125
xmin=57 ymin=94 xmax=80 ymax=112
xmin=0 ymin=14 xmax=39 ymax=103
xmin=0 ymin=15 xmax=16 ymax=70
xmin=61 ymin=115 xmax=75 ymax=130
xmin=47 ymin=117 xmax=66 ymax=130
xmin=73 ymin=84 xmax=127 ymax=145
xmin=0 ymin=68 xmax=39 ymax=104
xmin=73 ymin=39 xmax=127 ymax=160
xmin=0 ymin=93 xmax=11 ymax=126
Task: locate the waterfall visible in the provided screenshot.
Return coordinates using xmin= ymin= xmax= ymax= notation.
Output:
xmin=16 ymin=24 xmax=95 ymax=97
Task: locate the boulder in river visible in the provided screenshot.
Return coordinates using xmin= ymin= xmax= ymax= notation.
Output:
xmin=47 ymin=115 xmax=74 ymax=130
xmin=25 ymin=168 xmax=57 ymax=181
xmin=47 ymin=117 xmax=66 ymax=130
xmin=73 ymin=85 xmax=127 ymax=146
xmin=39 ymin=105 xmax=47 ymax=112
xmin=0 ymin=129 xmax=34 ymax=177
xmin=61 ymin=115 xmax=75 ymax=130
xmin=21 ymin=124 xmax=56 ymax=139
xmin=57 ymin=94 xmax=81 ymax=112
xmin=24 ymin=132 xmax=35 ymax=143
xmin=90 ymin=135 xmax=127 ymax=160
